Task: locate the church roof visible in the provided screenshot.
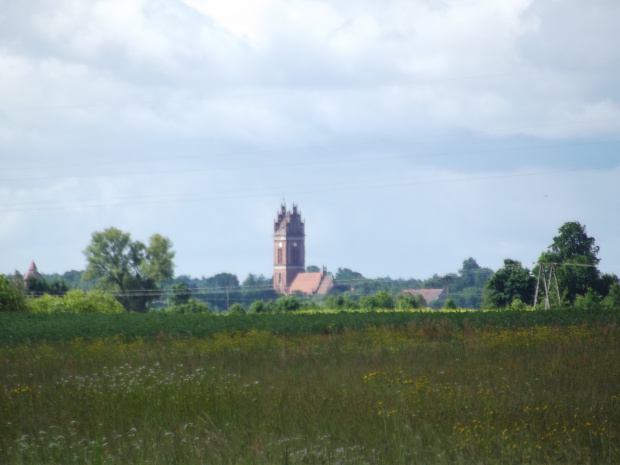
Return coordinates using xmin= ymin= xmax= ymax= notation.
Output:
xmin=289 ymin=272 xmax=326 ymax=295
xmin=24 ymin=261 xmax=43 ymax=281
xmin=402 ymin=288 xmax=446 ymax=302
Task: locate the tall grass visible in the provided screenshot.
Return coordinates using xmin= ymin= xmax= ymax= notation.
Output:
xmin=1 ymin=323 xmax=619 ymax=464
xmin=1 ymin=308 xmax=619 ymax=346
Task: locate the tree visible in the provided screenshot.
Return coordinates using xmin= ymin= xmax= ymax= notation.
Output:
xmin=306 ymin=265 xmax=321 ymax=272
xmin=458 ymin=258 xmax=494 ymax=289
xmin=24 ymin=275 xmax=69 ymax=297
xmin=483 ymin=259 xmax=536 ymax=309
xmin=83 ymin=227 xmax=175 ymax=312
xmin=536 ymin=222 xmax=602 ymax=304
xmin=335 ymin=268 xmax=364 ymax=282
xmin=169 ymin=282 xmax=191 ymax=306
xmin=205 ymin=273 xmax=239 ymax=289
xmin=0 ymin=276 xmax=27 ymax=312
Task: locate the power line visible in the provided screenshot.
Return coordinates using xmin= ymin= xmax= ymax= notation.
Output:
xmin=0 ymin=166 xmax=592 ymax=213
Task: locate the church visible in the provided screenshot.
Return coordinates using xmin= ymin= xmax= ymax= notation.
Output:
xmin=273 ymin=204 xmax=333 ymax=295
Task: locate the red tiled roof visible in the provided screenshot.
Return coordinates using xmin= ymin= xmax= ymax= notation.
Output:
xmin=402 ymin=288 xmax=445 ymax=302
xmin=289 ymin=272 xmax=324 ymax=295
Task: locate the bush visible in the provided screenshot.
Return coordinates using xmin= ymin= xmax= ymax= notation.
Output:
xmin=324 ymin=295 xmax=359 ymax=310
xmin=249 ymin=300 xmax=266 ymax=313
xmin=165 ymin=298 xmax=210 ymax=314
xmin=396 ymin=293 xmax=426 ymax=310
xmin=443 ymin=298 xmax=458 ymax=310
xmin=272 ymin=296 xmax=302 ymax=312
xmin=229 ymin=303 xmax=246 ymax=315
xmin=572 ymin=288 xmax=603 ymax=311
xmin=28 ymin=290 xmax=125 ymax=314
xmin=510 ymin=298 xmax=530 ymax=311
xmin=360 ymin=291 xmax=394 ymax=310
xmin=603 ymin=283 xmax=620 ymax=309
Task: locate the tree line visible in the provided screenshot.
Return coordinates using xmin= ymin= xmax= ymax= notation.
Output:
xmin=1 ymin=222 xmax=619 ymax=313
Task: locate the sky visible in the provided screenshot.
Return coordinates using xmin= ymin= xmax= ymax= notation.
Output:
xmin=1 ymin=0 xmax=620 ymax=283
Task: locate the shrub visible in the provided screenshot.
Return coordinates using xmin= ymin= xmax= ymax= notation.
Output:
xmin=273 ymin=296 xmax=302 ymax=312
xmin=28 ymin=294 xmax=66 ymax=313
xmin=603 ymin=283 xmax=620 ymax=309
xmin=443 ymin=298 xmax=458 ymax=310
xmin=360 ymin=291 xmax=394 ymax=310
xmin=249 ymin=300 xmax=266 ymax=313
xmin=229 ymin=303 xmax=246 ymax=315
xmin=166 ymin=298 xmax=210 ymax=314
xmin=324 ymin=295 xmax=359 ymax=310
xmin=510 ymin=298 xmax=530 ymax=311
xmin=28 ymin=290 xmax=124 ymax=314
xmin=396 ymin=293 xmax=426 ymax=310
xmin=572 ymin=288 xmax=603 ymax=311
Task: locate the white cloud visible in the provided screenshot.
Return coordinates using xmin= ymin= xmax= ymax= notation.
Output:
xmin=1 ymin=0 xmax=619 ymax=279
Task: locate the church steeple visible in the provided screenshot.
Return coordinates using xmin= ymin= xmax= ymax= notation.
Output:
xmin=23 ymin=261 xmax=43 ymax=284
xmin=273 ymin=203 xmax=306 ymax=294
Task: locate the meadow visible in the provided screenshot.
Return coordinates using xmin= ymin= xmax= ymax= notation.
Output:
xmin=1 ymin=310 xmax=619 ymax=464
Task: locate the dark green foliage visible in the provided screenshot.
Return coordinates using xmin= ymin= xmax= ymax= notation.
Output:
xmin=536 ymin=222 xmax=605 ymax=304
xmin=204 ymin=272 xmax=239 ymax=289
xmin=359 ymin=291 xmax=394 ymax=310
xmin=164 ymin=298 xmax=210 ymax=314
xmin=83 ymin=228 xmax=175 ymax=312
xmin=443 ymin=298 xmax=458 ymax=310
xmin=272 ymin=295 xmax=302 ymax=312
xmin=483 ymin=259 xmax=536 ymax=308
xmin=0 ymin=276 xmax=27 ymax=312
xmin=25 ymin=275 xmax=69 ymax=297
xmin=324 ymin=295 xmax=359 ymax=310
xmin=572 ymin=288 xmax=603 ymax=311
xmin=306 ymin=265 xmax=321 ymax=272
xmin=250 ymin=300 xmax=266 ymax=313
xmin=169 ymin=282 xmax=192 ymax=306
xmin=603 ymin=283 xmax=620 ymax=309
xmin=396 ymin=293 xmax=426 ymax=310
xmin=229 ymin=303 xmax=246 ymax=315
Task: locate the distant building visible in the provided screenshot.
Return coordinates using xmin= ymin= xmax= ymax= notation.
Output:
xmin=273 ymin=204 xmax=333 ymax=295
xmin=23 ymin=261 xmax=43 ymax=282
xmin=402 ymin=288 xmax=447 ymax=304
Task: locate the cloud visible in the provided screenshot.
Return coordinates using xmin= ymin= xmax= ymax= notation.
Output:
xmin=1 ymin=0 xmax=619 ymax=279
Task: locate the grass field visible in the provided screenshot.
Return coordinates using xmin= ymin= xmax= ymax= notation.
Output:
xmin=1 ymin=311 xmax=619 ymax=463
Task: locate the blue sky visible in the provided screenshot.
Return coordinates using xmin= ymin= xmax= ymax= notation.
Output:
xmin=1 ymin=0 xmax=619 ymax=281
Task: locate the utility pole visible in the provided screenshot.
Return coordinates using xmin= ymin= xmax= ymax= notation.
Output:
xmin=533 ymin=263 xmax=561 ymax=310
xmin=443 ymin=275 xmax=452 ymax=300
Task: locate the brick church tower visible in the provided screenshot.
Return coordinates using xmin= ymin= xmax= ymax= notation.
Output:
xmin=273 ymin=203 xmax=305 ymax=294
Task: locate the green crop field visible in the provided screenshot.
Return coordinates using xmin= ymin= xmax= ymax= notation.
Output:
xmin=1 ymin=310 xmax=619 ymax=463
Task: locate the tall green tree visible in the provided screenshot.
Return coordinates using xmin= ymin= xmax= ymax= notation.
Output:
xmin=483 ymin=259 xmax=536 ymax=309
xmin=83 ymin=228 xmax=175 ymax=312
xmin=535 ymin=222 xmax=603 ymax=304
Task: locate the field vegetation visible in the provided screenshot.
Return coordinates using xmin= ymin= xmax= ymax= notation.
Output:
xmin=1 ymin=310 xmax=619 ymax=464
